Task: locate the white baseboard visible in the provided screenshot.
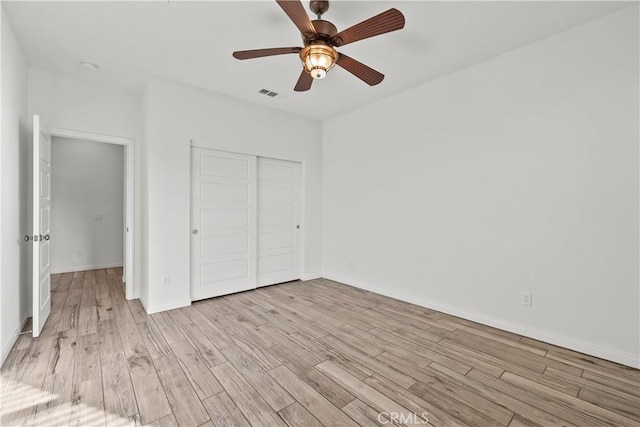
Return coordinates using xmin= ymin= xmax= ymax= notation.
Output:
xmin=145 ymin=299 xmax=191 ymax=315
xmin=301 ymin=274 xmax=322 ymax=281
xmin=323 ymin=274 xmax=640 ymax=369
xmin=1 ymin=316 xmax=29 ymax=368
xmin=51 ymin=263 xmax=123 ymax=274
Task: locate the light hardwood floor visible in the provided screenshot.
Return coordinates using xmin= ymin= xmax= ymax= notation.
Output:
xmin=1 ymin=268 xmax=638 ymax=426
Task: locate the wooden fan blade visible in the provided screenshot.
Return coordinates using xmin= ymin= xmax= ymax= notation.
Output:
xmin=233 ymin=47 xmax=302 ymax=60
xmin=294 ymin=69 xmax=313 ymax=92
xmin=336 ymin=53 xmax=384 ymax=86
xmin=276 ymin=0 xmax=317 ymax=37
xmin=331 ymin=8 xmax=405 ymax=47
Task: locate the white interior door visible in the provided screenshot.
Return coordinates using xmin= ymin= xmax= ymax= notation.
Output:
xmin=191 ymin=148 xmax=257 ymax=300
xmin=257 ymin=157 xmax=301 ymax=287
xmin=32 ymin=115 xmax=51 ymax=337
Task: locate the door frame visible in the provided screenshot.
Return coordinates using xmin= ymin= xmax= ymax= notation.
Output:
xmin=50 ymin=128 xmax=136 ymax=299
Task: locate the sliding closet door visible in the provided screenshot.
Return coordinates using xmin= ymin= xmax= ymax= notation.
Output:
xmin=190 ymin=148 xmax=257 ymax=300
xmin=257 ymin=157 xmax=301 ymax=287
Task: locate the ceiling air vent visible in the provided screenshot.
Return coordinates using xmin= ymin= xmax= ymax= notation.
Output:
xmin=258 ymin=89 xmax=279 ymax=98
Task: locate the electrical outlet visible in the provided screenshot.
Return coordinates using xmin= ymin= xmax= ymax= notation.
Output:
xmin=521 ymin=292 xmax=533 ymax=306
xmin=162 ymin=275 xmax=170 ymax=287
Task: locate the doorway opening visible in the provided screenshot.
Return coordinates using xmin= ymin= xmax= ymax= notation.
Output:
xmin=50 ymin=128 xmax=134 ymax=299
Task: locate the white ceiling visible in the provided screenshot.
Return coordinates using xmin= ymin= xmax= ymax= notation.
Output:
xmin=4 ymin=1 xmax=632 ymax=120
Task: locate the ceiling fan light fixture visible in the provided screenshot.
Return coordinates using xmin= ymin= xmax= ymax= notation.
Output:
xmin=300 ymin=44 xmax=337 ymax=79
xmin=232 ymin=1 xmax=405 ymax=91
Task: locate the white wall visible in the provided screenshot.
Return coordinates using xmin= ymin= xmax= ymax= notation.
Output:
xmin=323 ymin=7 xmax=639 ymax=367
xmin=28 ymin=68 xmax=142 ymax=297
xmin=50 ymin=137 xmax=124 ymax=273
xmin=142 ymin=77 xmax=323 ymax=313
xmin=1 ymin=6 xmax=29 ymax=365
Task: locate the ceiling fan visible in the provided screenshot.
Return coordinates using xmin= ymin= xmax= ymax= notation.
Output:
xmin=232 ymin=0 xmax=405 ymax=92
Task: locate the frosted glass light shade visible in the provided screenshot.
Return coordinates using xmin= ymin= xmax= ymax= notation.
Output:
xmin=300 ymin=44 xmax=337 ymax=79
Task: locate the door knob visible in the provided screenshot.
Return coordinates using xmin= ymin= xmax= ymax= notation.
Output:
xmin=192 ymin=229 xmax=199 ymax=235
xmin=24 ymin=234 xmax=49 ymax=241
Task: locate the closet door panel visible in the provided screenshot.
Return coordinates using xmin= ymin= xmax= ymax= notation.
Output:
xmin=191 ymin=148 xmax=257 ymax=300
xmin=257 ymin=158 xmax=301 ymax=287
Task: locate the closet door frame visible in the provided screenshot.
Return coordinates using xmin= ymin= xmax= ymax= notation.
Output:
xmin=189 ymin=144 xmax=305 ymax=301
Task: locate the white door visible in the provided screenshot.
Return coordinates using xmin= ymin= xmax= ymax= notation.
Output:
xmin=257 ymin=158 xmax=301 ymax=287
xmin=191 ymin=148 xmax=257 ymax=300
xmin=32 ymin=115 xmax=51 ymax=337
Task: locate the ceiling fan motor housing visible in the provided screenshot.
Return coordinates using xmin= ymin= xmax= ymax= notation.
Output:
xmin=303 ymin=19 xmax=338 ymax=46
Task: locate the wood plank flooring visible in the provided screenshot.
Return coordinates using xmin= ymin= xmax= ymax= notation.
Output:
xmin=1 ymin=268 xmax=638 ymax=426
